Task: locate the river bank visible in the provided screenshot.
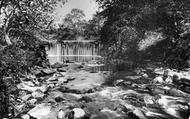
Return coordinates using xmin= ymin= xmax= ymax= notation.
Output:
xmin=8 ymin=62 xmax=190 ymax=119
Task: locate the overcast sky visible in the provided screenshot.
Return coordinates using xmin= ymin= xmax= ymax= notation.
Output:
xmin=54 ymin=0 xmax=98 ymax=24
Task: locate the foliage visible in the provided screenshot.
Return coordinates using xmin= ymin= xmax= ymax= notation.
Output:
xmin=84 ymin=14 xmax=105 ymax=40
xmin=0 ymin=0 xmax=66 ymax=118
xmin=55 ymin=8 xmax=105 ymax=42
xmin=96 ymin=0 xmax=190 ymax=69
xmin=0 ymin=0 xmax=66 ymax=45
xmin=56 ymin=8 xmax=87 ymax=42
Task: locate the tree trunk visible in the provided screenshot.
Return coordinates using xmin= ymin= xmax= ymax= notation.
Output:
xmin=3 ymin=11 xmax=14 ymax=45
xmin=4 ymin=33 xmax=12 ymax=45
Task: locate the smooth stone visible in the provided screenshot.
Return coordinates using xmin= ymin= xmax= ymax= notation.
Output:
xmin=73 ymin=108 xmax=85 ymax=119
xmin=21 ymin=94 xmax=32 ymax=101
xmin=142 ymin=73 xmax=148 ymax=78
xmin=153 ymin=76 xmax=164 ymax=83
xmin=28 ymin=103 xmax=51 ymax=119
xmin=21 ymin=114 xmax=30 ymax=119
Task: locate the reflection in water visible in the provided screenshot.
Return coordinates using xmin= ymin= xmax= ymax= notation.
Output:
xmin=46 ymin=41 xmax=103 ymax=64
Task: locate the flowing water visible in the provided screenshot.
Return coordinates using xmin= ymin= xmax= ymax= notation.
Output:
xmin=46 ymin=40 xmax=103 ymax=64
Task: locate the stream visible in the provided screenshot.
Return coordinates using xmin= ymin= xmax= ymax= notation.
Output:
xmin=13 ymin=41 xmax=190 ymax=119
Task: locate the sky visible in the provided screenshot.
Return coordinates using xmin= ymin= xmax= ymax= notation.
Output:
xmin=54 ymin=0 xmax=99 ymax=24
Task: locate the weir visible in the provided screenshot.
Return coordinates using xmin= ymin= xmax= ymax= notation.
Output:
xmin=46 ymin=40 xmax=103 ymax=64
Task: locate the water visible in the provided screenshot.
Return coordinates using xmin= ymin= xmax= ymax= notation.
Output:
xmin=46 ymin=40 xmax=103 ymax=64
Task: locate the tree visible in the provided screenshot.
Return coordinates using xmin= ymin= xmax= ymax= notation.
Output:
xmin=96 ymin=0 xmax=190 ymax=69
xmin=84 ymin=14 xmax=105 ymax=40
xmin=58 ymin=8 xmax=87 ymax=40
xmin=0 ymin=0 xmax=66 ymax=45
xmin=0 ymin=1 xmax=66 ymax=118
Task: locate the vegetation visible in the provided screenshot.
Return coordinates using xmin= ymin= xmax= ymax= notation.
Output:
xmin=55 ymin=8 xmax=87 ymax=41
xmin=54 ymin=8 xmax=104 ymax=42
xmin=96 ymin=0 xmax=190 ymax=69
xmin=0 ymin=0 xmax=66 ymax=118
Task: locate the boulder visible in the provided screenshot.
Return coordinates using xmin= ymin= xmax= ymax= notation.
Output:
xmin=28 ymin=99 xmax=37 ymax=107
xmin=65 ymin=110 xmax=75 ymax=119
xmin=132 ymin=108 xmax=147 ymax=119
xmin=78 ymin=96 xmax=93 ymax=103
xmin=21 ymin=94 xmax=32 ymax=101
xmin=28 ymin=103 xmax=51 ymax=119
xmin=23 ymin=81 xmax=35 ymax=87
xmin=142 ymin=73 xmax=148 ymax=79
xmin=57 ymin=109 xmax=65 ymax=119
xmin=42 ymin=68 xmax=56 ymax=75
xmin=73 ymin=108 xmax=86 ymax=119
xmin=34 ymin=70 xmax=43 ymax=77
xmin=144 ymin=95 xmax=155 ymax=105
xmin=165 ymin=77 xmax=173 ymax=84
xmin=113 ymin=79 xmax=125 ymax=86
xmin=15 ymin=104 xmax=26 ymax=113
xmin=57 ymin=67 xmax=67 ymax=72
xmin=21 ymin=114 xmax=30 ymax=119
xmin=153 ymin=76 xmax=164 ymax=84
xmin=58 ymin=77 xmax=68 ymax=84
xmin=51 ymin=62 xmax=68 ymax=68
xmin=32 ymin=91 xmax=45 ymax=100
xmin=55 ymin=96 xmax=65 ymax=102
xmin=40 ymin=84 xmax=49 ymax=93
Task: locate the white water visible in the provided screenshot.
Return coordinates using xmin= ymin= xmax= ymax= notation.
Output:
xmin=46 ymin=41 xmax=103 ymax=64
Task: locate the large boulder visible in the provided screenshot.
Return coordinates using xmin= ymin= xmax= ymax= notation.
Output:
xmin=41 ymin=68 xmax=56 ymax=75
xmin=28 ymin=103 xmax=51 ymax=119
xmin=73 ymin=108 xmax=86 ymax=119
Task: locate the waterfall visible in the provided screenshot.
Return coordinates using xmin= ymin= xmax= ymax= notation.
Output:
xmin=46 ymin=40 xmax=102 ymax=64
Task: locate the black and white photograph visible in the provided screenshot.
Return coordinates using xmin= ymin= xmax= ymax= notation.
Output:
xmin=0 ymin=0 xmax=190 ymax=119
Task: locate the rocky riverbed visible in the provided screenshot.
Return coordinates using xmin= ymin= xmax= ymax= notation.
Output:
xmin=8 ymin=62 xmax=190 ymax=119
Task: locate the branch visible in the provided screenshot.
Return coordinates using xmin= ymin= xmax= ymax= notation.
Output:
xmin=46 ymin=20 xmax=54 ymax=29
